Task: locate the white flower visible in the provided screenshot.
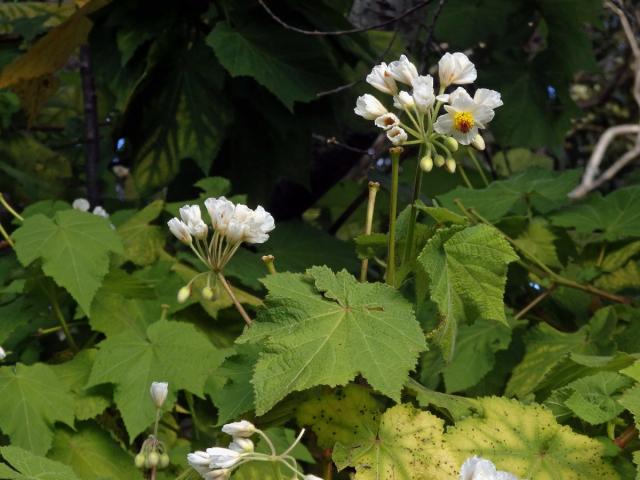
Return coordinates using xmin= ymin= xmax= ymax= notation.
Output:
xmin=460 ymin=456 xmax=519 ymax=480
xmin=150 ymin=381 xmax=168 ymax=408
xmin=387 ymin=126 xmax=407 ymax=145
xmin=439 ymin=52 xmax=477 ymax=87
xmin=303 ymin=475 xmax=324 ymax=480
xmin=366 ymin=62 xmax=398 ymax=95
xmin=433 ymin=87 xmax=495 ymax=145
xmin=72 ymin=198 xmax=90 ymax=212
xmin=246 ymin=205 xmax=275 ymax=244
xmin=167 ymin=218 xmax=192 ymax=244
xmin=388 ymin=54 xmax=419 ymax=85
xmin=187 ymin=451 xmax=213 ymax=475
xmin=0 ymin=346 xmax=5 ymax=360
xmin=374 ymin=112 xmax=400 ymax=130
xmin=354 ymin=94 xmax=387 ymax=120
xmin=92 ymin=206 xmax=109 ymax=218
xmin=222 ymin=420 xmax=256 ymax=438
xmin=474 ymin=88 xmax=503 ymax=109
xmin=411 ymin=75 xmax=435 ymax=112
xmin=205 ymin=447 xmax=242 ymax=469
xmin=204 ymin=196 xmax=235 ymax=232
xmin=180 ymin=205 xmax=208 ymax=240
xmin=393 ymin=91 xmax=415 ymax=109
xmin=229 ymin=438 xmax=254 ymax=453
xmin=203 ymin=470 xmax=230 ymax=479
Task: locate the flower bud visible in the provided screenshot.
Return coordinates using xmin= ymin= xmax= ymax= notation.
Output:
xmin=229 ymin=438 xmax=254 ymax=453
xmin=0 ymin=346 xmax=6 ymax=361
xmin=147 ymin=451 xmax=160 ymax=468
xmin=419 ymin=155 xmax=433 ymax=172
xmin=134 ymin=453 xmax=146 ymax=469
xmin=177 ymin=286 xmax=191 ymax=303
xmin=221 ymin=420 xmax=256 ymax=438
xmin=303 ymin=475 xmax=324 ymax=480
xmin=202 ymin=286 xmax=214 ymax=300
xmin=205 ymin=447 xmax=242 ymax=468
xmin=159 ymin=453 xmax=170 ymax=469
xmin=471 ymin=133 xmax=485 ymax=150
xmin=445 ymin=158 xmax=457 ymax=173
xmin=443 ymin=136 xmax=459 ymax=152
xmin=434 ymin=154 xmax=446 ymax=167
xmin=150 ymin=381 xmax=168 ymax=408
xmin=204 ymin=469 xmax=231 ymax=479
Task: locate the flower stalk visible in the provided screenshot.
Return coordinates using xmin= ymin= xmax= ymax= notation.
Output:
xmin=386 ymin=147 xmax=402 ymax=286
xmin=360 ymin=181 xmax=380 ymax=282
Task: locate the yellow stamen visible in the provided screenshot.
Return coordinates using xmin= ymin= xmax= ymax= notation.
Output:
xmin=453 ymin=111 xmax=475 ymax=133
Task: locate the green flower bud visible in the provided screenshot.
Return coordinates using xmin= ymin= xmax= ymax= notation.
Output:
xmin=177 ymin=286 xmax=190 ymax=303
xmin=471 ymin=133 xmax=485 ymax=150
xmin=159 ymin=453 xmax=170 ymax=469
xmin=434 ymin=154 xmax=446 ymax=167
xmin=443 ymin=136 xmax=459 ymax=152
xmin=202 ymin=286 xmax=214 ymax=300
xmin=147 ymin=451 xmax=160 ymax=468
xmin=445 ymin=158 xmax=457 ymax=173
xmin=134 ymin=453 xmax=146 ymax=469
xmin=419 ymin=155 xmax=433 ymax=172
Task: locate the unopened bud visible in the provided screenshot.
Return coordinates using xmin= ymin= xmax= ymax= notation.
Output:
xmin=150 ymin=381 xmax=168 ymax=408
xmin=419 ymin=155 xmax=433 ymax=172
xmin=471 ymin=133 xmax=485 ymax=150
xmin=434 ymin=154 xmax=446 ymax=167
xmin=134 ymin=453 xmax=146 ymax=469
xmin=177 ymin=286 xmax=191 ymax=303
xmin=202 ymin=286 xmax=214 ymax=300
xmin=147 ymin=452 xmax=160 ymax=468
xmin=159 ymin=453 xmax=170 ymax=469
xmin=445 ymin=158 xmax=457 ymax=173
xmin=443 ymin=136 xmax=459 ymax=152
xmin=0 ymin=346 xmax=5 ymax=361
xmin=229 ymin=438 xmax=254 ymax=453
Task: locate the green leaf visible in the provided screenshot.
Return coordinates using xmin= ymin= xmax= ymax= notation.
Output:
xmin=332 ymin=404 xmax=457 ymax=478
xmin=407 ymin=378 xmax=480 ymax=421
xmin=49 ymin=423 xmax=142 ymax=479
xmin=126 ymin=42 xmax=231 ymax=191
xmin=513 ymin=218 xmax=562 ymax=268
xmin=417 ymin=224 xmax=517 ymax=360
xmin=619 ymin=384 xmax=640 ymax=427
xmin=116 ymin=200 xmax=165 ymax=266
xmin=295 ymin=384 xmax=382 ymax=449
xmin=492 ymin=148 xmax=554 ymax=177
xmin=506 ymin=323 xmax=590 ymax=398
xmin=601 ymin=241 xmax=640 ymax=272
xmin=561 ymin=372 xmax=634 ymax=424
xmin=206 ymin=21 xmax=336 ymax=110
xmin=442 ymin=318 xmax=511 ymax=393
xmin=87 ymin=319 xmax=227 ymax=439
xmin=551 ymin=186 xmax=640 ymax=241
xmin=594 ymin=261 xmax=640 ymax=292
xmin=437 ymin=168 xmax=581 ymax=222
xmin=89 ymin=291 xmax=156 ymax=339
xmin=0 ymin=363 xmax=74 ymax=454
xmin=13 ymin=210 xmax=123 ymax=313
xmin=446 ymin=396 xmax=618 ymax=479
xmin=0 ymin=445 xmax=81 ymax=480
xmin=239 ymin=267 xmax=426 ymax=414
xmin=50 ymin=350 xmax=111 ymax=421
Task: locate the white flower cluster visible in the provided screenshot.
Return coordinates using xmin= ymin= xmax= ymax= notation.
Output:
xmin=72 ymin=198 xmax=109 ymax=218
xmin=460 ymin=456 xmax=519 ymax=480
xmin=187 ymin=420 xmax=321 ymax=480
xmin=355 ymin=52 xmax=502 ymax=172
xmin=167 ymin=197 xmax=275 ymax=302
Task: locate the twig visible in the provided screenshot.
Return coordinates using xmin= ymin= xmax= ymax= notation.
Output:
xmin=79 ymin=45 xmax=100 ymax=207
xmin=515 ymin=284 xmax=556 ymax=320
xmin=258 ymin=0 xmax=433 ymax=36
xmin=570 ymin=1 xmax=640 ymax=198
xmin=614 ymin=424 xmax=638 ymax=449
xmin=312 ymin=134 xmax=370 ymax=155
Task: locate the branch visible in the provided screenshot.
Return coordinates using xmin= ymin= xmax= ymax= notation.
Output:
xmin=258 ymin=0 xmax=433 ymax=36
xmin=79 ymin=45 xmax=100 ymax=206
xmin=569 ymin=1 xmax=640 ymax=199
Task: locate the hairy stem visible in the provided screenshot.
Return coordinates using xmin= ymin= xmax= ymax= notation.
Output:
xmin=360 ymin=181 xmax=380 ymax=282
xmin=217 ymin=271 xmax=253 ymax=326
xmin=386 ymin=147 xmax=402 ymax=286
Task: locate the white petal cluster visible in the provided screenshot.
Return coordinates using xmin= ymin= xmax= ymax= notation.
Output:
xmin=221 ymin=420 xmax=256 ymax=437
xmin=180 ymin=205 xmax=208 ymax=240
xmin=204 ymin=197 xmax=274 ymax=245
xmin=460 ymin=456 xmax=519 ymax=480
xmin=354 ymin=51 xmax=502 ymax=153
xmin=149 ymin=381 xmax=168 ymax=408
xmin=72 ymin=198 xmax=110 ymax=218
xmin=0 ymin=346 xmax=6 ymax=360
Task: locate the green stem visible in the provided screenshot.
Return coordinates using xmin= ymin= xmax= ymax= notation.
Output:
xmin=0 ymin=193 xmax=23 ymax=222
xmin=467 ymin=149 xmax=490 ymax=187
xmin=49 ymin=290 xmax=79 ymax=352
xmin=217 ymin=271 xmax=253 ymax=326
xmin=386 ymin=147 xmax=402 ymax=286
xmin=360 ymin=181 xmax=380 ymax=282
xmin=457 ymin=162 xmax=474 ymax=189
xmin=185 ymin=392 xmax=200 ymax=439
xmin=0 ymin=222 xmax=14 ymax=247
xmin=402 ymin=143 xmax=426 ymax=265
xmin=153 ymin=407 xmax=161 ymax=437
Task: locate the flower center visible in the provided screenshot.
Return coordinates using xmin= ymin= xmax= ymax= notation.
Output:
xmin=453 ymin=111 xmax=474 ymax=133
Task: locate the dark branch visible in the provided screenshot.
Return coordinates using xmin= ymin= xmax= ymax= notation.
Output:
xmin=258 ymin=0 xmax=433 ymax=36
xmin=79 ymin=45 xmax=100 ymax=206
